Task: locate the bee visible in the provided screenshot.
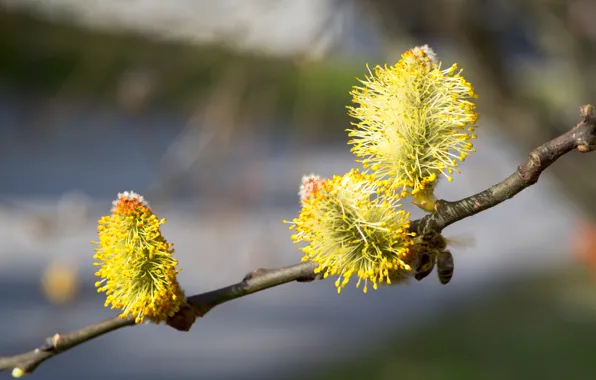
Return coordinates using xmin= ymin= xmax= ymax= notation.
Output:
xmin=413 ymin=232 xmax=474 ymax=285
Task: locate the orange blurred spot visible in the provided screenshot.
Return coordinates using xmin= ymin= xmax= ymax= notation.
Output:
xmin=41 ymin=260 xmax=80 ymax=305
xmin=572 ymin=220 xmax=596 ymax=278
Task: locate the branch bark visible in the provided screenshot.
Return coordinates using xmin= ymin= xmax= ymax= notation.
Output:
xmin=1 ymin=105 xmax=595 ymax=377
xmin=0 ymin=316 xmax=135 ymax=376
xmin=0 ymin=262 xmax=320 ymax=377
xmin=410 ymin=104 xmax=596 ymax=235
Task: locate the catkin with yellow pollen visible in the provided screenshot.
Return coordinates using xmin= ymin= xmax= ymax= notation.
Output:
xmin=285 ymin=169 xmax=416 ymax=294
xmin=347 ymin=45 xmax=479 ymax=210
xmin=92 ymin=191 xmax=185 ymax=324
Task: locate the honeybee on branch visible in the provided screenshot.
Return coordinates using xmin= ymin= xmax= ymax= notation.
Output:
xmin=412 ymin=231 xmax=475 ymax=285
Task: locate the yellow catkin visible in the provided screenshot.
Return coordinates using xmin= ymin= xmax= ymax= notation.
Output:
xmin=92 ymin=191 xmax=185 ymax=324
xmin=347 ymin=44 xmax=479 ymax=200
xmin=285 ymin=170 xmax=416 ymax=293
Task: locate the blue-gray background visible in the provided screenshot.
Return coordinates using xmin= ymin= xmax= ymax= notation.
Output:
xmin=1 ymin=1 xmax=595 ymax=379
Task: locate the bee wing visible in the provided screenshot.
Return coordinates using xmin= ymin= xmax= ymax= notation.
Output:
xmin=444 ymin=233 xmax=476 ymax=250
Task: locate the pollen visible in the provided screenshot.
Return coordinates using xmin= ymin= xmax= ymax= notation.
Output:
xmin=285 ymin=169 xmax=416 ymax=293
xmin=347 ymin=45 xmax=479 ymax=198
xmin=298 ymin=174 xmax=324 ymax=203
xmin=92 ymin=191 xmax=185 ymax=324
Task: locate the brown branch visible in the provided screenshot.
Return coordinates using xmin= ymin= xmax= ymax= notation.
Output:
xmin=0 ymin=316 xmax=135 ymax=377
xmin=411 ymin=104 xmax=596 ymax=235
xmin=1 ymin=105 xmax=595 ymax=377
xmin=0 ymin=262 xmax=319 ymax=376
xmin=187 ymin=262 xmax=320 ymax=317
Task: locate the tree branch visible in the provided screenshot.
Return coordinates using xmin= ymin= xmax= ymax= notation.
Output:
xmin=0 ymin=316 xmax=135 ymax=377
xmin=0 ymin=262 xmax=320 ymax=376
xmin=411 ymin=104 xmax=596 ymax=235
xmin=187 ymin=262 xmax=320 ymax=317
xmin=1 ymin=105 xmax=595 ymax=377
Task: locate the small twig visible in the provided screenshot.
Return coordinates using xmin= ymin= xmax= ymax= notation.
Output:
xmin=0 ymin=316 xmax=135 ymax=376
xmin=187 ymin=262 xmax=320 ymax=316
xmin=1 ymin=105 xmax=595 ymax=376
xmin=0 ymin=262 xmax=319 ymax=376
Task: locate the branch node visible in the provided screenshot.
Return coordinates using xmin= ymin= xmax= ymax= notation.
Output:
xmin=577 ymin=144 xmax=596 ymax=153
xmin=52 ymin=334 xmax=61 ymax=349
xmin=580 ymin=104 xmax=594 ymax=121
xmin=575 ymin=105 xmax=596 ymax=152
xmin=38 ymin=337 xmax=55 ymax=353
xmin=518 ymin=153 xmax=540 ymax=184
xmin=166 ymin=303 xmax=197 ymax=332
xmin=242 ymin=268 xmax=269 ymax=281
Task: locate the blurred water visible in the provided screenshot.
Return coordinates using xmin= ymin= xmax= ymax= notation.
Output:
xmin=0 ymin=98 xmax=581 ymax=379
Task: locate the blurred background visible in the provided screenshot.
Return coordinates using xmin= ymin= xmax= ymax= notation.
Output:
xmin=1 ymin=1 xmax=596 ymax=379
